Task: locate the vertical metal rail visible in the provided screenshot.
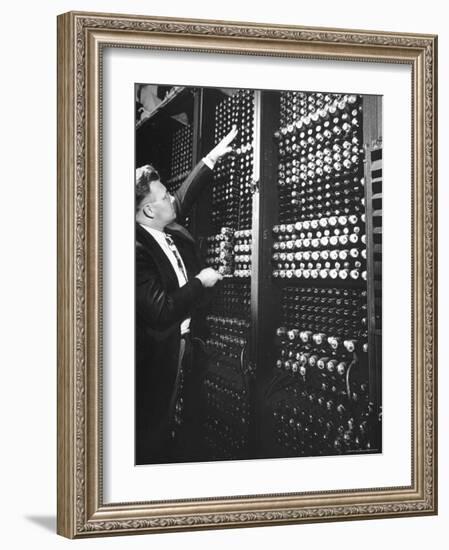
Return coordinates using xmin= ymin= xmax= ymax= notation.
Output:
xmin=362 ymin=96 xmax=383 ymax=438
xmin=364 ymin=141 xmax=377 ymax=403
xmin=250 ymin=90 xmax=262 ymax=369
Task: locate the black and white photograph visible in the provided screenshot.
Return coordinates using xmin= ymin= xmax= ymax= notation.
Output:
xmin=52 ymin=7 xmax=438 ymax=540
xmin=134 ymin=84 xmax=383 ymax=466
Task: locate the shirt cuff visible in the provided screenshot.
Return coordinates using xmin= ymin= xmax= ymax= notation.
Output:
xmin=202 ymin=155 xmax=216 ymax=170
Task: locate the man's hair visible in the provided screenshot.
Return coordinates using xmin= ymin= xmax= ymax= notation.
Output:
xmin=135 ymin=164 xmax=161 ymax=211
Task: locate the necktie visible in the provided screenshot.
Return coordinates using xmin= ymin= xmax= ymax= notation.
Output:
xmin=165 ymin=221 xmax=195 ymax=243
xmin=164 ymin=233 xmax=188 ymax=281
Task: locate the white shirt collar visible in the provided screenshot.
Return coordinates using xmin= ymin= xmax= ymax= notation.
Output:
xmin=139 ymin=224 xmax=168 ymax=245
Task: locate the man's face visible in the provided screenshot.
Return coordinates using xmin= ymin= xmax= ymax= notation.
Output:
xmin=141 ymin=180 xmax=176 ymax=226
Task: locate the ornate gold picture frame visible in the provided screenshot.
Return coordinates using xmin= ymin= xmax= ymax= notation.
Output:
xmin=57 ymin=10 xmax=437 ymax=538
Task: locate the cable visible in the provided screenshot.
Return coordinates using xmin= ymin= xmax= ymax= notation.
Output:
xmin=345 ymin=351 xmax=358 ymax=398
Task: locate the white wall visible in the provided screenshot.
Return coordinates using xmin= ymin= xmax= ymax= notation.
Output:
xmin=0 ymin=1 xmax=445 ymax=548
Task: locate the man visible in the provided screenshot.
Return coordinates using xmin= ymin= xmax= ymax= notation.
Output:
xmin=135 ymin=125 xmax=238 ymax=465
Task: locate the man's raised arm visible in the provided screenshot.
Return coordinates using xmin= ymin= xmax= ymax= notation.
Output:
xmin=173 ymin=125 xmax=238 ymax=221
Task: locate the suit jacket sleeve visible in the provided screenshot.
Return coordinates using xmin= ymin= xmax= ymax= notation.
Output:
xmin=173 ymin=159 xmax=213 ymax=222
xmin=136 ymin=243 xmax=205 ymax=331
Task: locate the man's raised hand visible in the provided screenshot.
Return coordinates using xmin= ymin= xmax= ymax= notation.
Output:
xmin=207 ymin=124 xmax=238 ymax=163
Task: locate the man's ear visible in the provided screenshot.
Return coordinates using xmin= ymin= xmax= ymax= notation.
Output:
xmin=142 ymin=203 xmax=154 ymax=219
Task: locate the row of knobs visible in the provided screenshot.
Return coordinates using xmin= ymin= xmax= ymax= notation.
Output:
xmin=204 ymin=230 xmax=234 ymax=275
xmin=206 ymin=314 xmax=249 ymax=360
xmin=214 ymin=88 xmax=254 ymax=149
xmin=212 ymin=89 xmax=254 ymax=232
xmin=203 ymin=228 xmax=253 ymax=277
xmin=276 ymin=91 xmax=363 ymax=227
xmin=272 ymin=203 xmax=367 ymax=280
xmin=279 ymin=286 xmax=368 ymax=339
xmin=272 ymin=389 xmax=374 ymax=456
xmin=280 ymin=92 xmax=359 ymax=126
xmin=210 ymin=280 xmax=251 ymax=318
xmin=202 ymin=363 xmax=250 ymax=458
xmin=168 ymin=124 xmax=193 ymax=181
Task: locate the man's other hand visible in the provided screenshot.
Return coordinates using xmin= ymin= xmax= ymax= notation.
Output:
xmin=195 ymin=268 xmax=223 ymax=288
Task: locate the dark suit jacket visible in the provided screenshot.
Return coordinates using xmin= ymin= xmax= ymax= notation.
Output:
xmin=135 ymin=159 xmax=213 ymax=464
